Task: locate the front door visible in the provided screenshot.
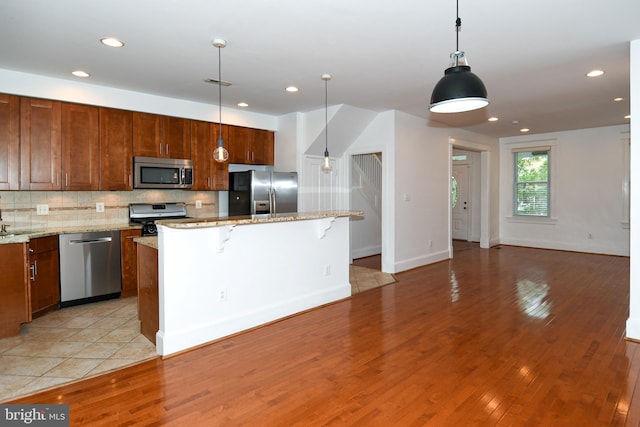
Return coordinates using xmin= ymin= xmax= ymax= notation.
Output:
xmin=452 ymin=163 xmax=470 ymax=240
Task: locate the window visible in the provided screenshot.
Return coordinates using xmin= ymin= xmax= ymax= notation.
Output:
xmin=513 ymin=149 xmax=549 ymax=216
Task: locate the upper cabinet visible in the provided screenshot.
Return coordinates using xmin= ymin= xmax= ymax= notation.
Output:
xmin=228 ymin=125 xmax=274 ymax=165
xmin=133 ymin=113 xmax=191 ymax=159
xmin=2 ymin=94 xmax=276 ymax=191
xmin=61 ymin=103 xmax=100 ymax=191
xmin=99 ymin=108 xmax=133 ymax=190
xmin=20 ymin=97 xmax=62 ymax=190
xmin=20 ymin=98 xmax=100 ymax=191
xmin=191 ymin=120 xmax=228 ymax=191
xmin=0 ymin=94 xmax=20 ymax=190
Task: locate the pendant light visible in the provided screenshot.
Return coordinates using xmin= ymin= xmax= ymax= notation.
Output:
xmin=429 ymin=0 xmax=489 ymax=113
xmin=212 ymin=38 xmax=229 ymax=163
xmin=321 ymin=74 xmax=332 ymax=173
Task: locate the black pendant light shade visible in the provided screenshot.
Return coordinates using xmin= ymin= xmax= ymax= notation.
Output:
xmin=430 ymin=57 xmax=488 ymax=113
xmin=429 ymin=2 xmax=489 ymax=114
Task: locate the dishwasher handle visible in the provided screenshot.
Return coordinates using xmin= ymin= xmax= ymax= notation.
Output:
xmin=69 ymin=237 xmax=113 ymax=245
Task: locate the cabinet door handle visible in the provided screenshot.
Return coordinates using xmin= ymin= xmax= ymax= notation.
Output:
xmin=33 ymin=259 xmax=38 ymax=277
xmin=207 ymin=177 xmax=211 ymax=188
xmin=160 ymin=143 xmax=163 ymax=155
xmin=29 ymin=264 xmax=35 ymax=281
xmin=129 ymin=174 xmax=132 ymax=187
xmin=65 ymin=173 xmax=68 ymax=187
xmin=165 ymin=144 xmax=169 ymax=156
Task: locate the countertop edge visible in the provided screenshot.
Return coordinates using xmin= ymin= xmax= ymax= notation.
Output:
xmin=155 ymin=211 xmax=364 ymax=229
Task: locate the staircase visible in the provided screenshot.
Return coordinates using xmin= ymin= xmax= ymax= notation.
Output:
xmin=352 ymin=153 xmax=382 ymax=217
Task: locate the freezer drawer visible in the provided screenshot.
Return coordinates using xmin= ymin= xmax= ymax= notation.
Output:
xmin=59 ymin=231 xmax=122 ymax=306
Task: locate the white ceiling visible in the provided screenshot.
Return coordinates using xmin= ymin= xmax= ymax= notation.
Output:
xmin=1 ymin=0 xmax=638 ymax=138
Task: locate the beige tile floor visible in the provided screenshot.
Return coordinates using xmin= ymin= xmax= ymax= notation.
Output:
xmin=0 ymin=264 xmax=394 ymax=402
xmin=0 ymin=297 xmax=157 ymax=402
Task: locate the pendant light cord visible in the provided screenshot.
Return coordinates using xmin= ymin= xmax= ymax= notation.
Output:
xmin=324 ymin=78 xmax=328 ymax=153
xmin=455 ymin=0 xmax=461 ymax=52
xmin=218 ymin=45 xmax=222 ymax=143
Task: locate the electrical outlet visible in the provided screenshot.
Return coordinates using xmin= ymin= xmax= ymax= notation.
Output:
xmin=96 ymin=202 xmax=105 ymax=213
xmin=217 ymin=288 xmax=228 ymax=301
xmin=36 ymin=204 xmax=49 ymax=215
xmin=195 ymin=200 xmax=202 ymax=209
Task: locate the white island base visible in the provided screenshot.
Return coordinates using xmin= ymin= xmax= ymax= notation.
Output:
xmin=155 ymin=214 xmax=353 ymax=356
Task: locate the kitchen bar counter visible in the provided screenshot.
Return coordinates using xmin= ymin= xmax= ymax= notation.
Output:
xmin=153 ymin=211 xmax=362 ymax=356
xmin=155 ymin=210 xmax=363 ymax=229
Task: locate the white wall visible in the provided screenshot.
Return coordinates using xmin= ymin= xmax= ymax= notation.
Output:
xmin=626 ymin=39 xmax=639 ymax=340
xmin=500 ymin=125 xmax=630 ymax=256
xmin=0 ymin=69 xmax=277 ymax=130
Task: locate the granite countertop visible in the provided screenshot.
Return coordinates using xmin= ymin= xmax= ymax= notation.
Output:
xmin=155 ymin=211 xmax=364 ymax=230
xmin=0 ymin=223 xmax=142 ymax=244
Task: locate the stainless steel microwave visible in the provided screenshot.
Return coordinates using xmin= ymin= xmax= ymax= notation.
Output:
xmin=133 ymin=156 xmax=193 ymax=189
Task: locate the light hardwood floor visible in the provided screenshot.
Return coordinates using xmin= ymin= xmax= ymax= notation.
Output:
xmin=7 ymin=244 xmax=638 ymax=426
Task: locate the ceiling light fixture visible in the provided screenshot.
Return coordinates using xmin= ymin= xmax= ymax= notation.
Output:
xmin=71 ymin=70 xmax=90 ymax=78
xmin=100 ymin=37 xmax=124 ymax=48
xmin=612 ymin=97 xmax=624 ymax=102
xmin=429 ymin=0 xmax=488 ymax=113
xmin=586 ymin=69 xmax=605 ymax=77
xmin=625 ymin=115 xmax=631 ymax=119
xmin=286 ymin=86 xmax=299 ymax=93
xmin=520 ymin=128 xmax=530 ymax=133
xmin=488 ymin=117 xmax=498 ymax=122
xmin=212 ymin=39 xmax=229 ymax=163
xmin=237 ymin=102 xmax=249 ymax=108
xmin=321 ymin=74 xmax=332 ymax=173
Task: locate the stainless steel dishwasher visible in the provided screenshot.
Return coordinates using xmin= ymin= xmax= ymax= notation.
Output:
xmin=59 ymin=230 xmax=122 ymax=307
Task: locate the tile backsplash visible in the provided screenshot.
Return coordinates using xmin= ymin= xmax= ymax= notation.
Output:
xmin=0 ymin=190 xmax=219 ymax=232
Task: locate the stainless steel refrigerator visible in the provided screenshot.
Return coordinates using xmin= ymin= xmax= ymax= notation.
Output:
xmin=229 ymin=171 xmax=298 ymax=216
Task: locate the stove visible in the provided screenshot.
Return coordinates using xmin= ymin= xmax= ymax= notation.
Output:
xmin=129 ymin=203 xmax=189 ymax=236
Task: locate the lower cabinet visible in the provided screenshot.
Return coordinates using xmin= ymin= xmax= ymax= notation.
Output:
xmin=29 ymin=235 xmax=60 ymax=317
xmin=137 ymin=243 xmax=158 ymax=344
xmin=121 ymin=229 xmax=142 ymax=298
xmin=0 ymin=243 xmax=30 ymax=338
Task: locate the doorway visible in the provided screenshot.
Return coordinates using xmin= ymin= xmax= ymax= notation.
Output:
xmin=350 ymin=152 xmax=383 ymax=271
xmin=452 ymin=162 xmax=471 ymax=241
xmin=449 ymin=138 xmax=491 ymax=256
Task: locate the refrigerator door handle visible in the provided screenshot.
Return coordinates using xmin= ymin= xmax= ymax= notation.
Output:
xmin=270 ymin=188 xmax=276 ymax=214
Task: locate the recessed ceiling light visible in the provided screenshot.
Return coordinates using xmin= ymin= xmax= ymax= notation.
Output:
xmin=613 ymin=97 xmax=624 ymax=102
xmin=237 ymin=102 xmax=249 ymax=108
xmin=488 ymin=117 xmax=498 ymax=122
xmin=520 ymin=128 xmax=530 ymax=133
xmin=625 ymin=115 xmax=631 ymax=119
xmin=71 ymin=70 xmax=90 ymax=78
xmin=100 ymin=37 xmax=124 ymax=48
xmin=586 ymin=69 xmax=605 ymax=77
xmin=285 ymin=86 xmax=299 ymax=93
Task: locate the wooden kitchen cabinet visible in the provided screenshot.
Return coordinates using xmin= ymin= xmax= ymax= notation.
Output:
xmin=133 ymin=112 xmax=191 ymax=159
xmin=121 ymin=228 xmax=142 ymax=298
xmin=137 ymin=243 xmax=158 ymax=344
xmin=0 ymin=243 xmax=30 ymax=338
xmin=20 ymin=97 xmax=62 ymax=190
xmin=61 ymin=103 xmax=100 ymax=190
xmin=0 ymin=94 xmax=20 ymax=190
xmin=20 ymin=98 xmax=101 ymax=191
xmin=29 ymin=235 xmax=60 ymax=317
xmin=99 ymin=107 xmax=133 ymax=190
xmin=191 ymin=120 xmax=229 ymax=191
xmin=228 ymin=125 xmax=274 ymax=165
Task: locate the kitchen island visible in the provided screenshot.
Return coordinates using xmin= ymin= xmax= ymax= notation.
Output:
xmin=147 ymin=211 xmax=362 ymax=356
